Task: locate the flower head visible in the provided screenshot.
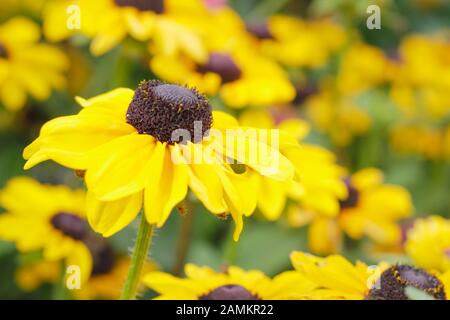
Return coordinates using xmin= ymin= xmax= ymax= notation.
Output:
xmin=144 ymin=263 xmax=316 ymax=300
xmin=23 ymin=81 xmax=296 ymax=240
xmin=0 ymin=177 xmax=92 ymax=282
xmin=0 ymin=17 xmax=68 ymax=111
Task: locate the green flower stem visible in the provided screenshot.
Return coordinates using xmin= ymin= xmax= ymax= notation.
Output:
xmin=121 ymin=214 xmax=155 ymax=300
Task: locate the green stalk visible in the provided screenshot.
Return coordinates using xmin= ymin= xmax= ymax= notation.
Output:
xmin=121 ymin=214 xmax=155 ymax=300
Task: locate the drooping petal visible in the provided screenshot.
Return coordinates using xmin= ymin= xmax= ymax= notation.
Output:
xmin=85 ymin=133 xmax=156 ymax=201
xmin=86 ymin=191 xmax=142 ymax=237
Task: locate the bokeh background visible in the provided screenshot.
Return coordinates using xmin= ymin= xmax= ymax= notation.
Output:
xmin=0 ymin=0 xmax=449 ymax=299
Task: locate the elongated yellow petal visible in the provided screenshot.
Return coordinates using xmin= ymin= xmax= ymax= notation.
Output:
xmin=85 ymin=133 xmax=155 ymax=201
xmin=86 ymin=191 xmax=142 ymax=237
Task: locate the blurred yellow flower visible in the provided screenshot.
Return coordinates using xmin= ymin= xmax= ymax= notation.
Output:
xmin=405 ymin=215 xmax=450 ymax=273
xmin=306 ymin=86 xmax=371 ymax=146
xmin=289 ymin=168 xmax=413 ymax=255
xmin=0 ymin=177 xmax=92 ymax=283
xmin=150 ymin=50 xmax=295 ymax=108
xmin=389 ymin=35 xmax=450 ymax=120
xmin=390 ymin=123 xmax=450 ymax=160
xmin=0 ymin=17 xmax=68 ymax=111
xmin=337 ymin=42 xmax=389 ymax=95
xmin=23 ymin=81 xmax=296 ymax=240
xmin=248 ymin=16 xmax=346 ymax=69
xmin=144 ymin=263 xmax=316 ymax=299
xmin=74 ymin=254 xmax=157 ymax=300
xmin=44 ymin=0 xmax=207 ymax=58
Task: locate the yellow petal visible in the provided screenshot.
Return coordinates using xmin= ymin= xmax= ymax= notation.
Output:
xmin=86 ymin=191 xmax=142 ymax=237
xmin=85 ymin=133 xmax=155 ymax=201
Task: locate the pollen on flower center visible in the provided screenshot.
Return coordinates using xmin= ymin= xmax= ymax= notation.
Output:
xmin=246 ymin=21 xmax=274 ymax=40
xmin=50 ymin=212 xmax=87 ymax=240
xmin=126 ymin=80 xmax=212 ymax=144
xmin=0 ymin=43 xmax=8 ymax=59
xmin=199 ymin=284 xmax=260 ymax=300
xmin=197 ymin=53 xmax=242 ymax=84
xmin=114 ymin=0 xmax=164 ymax=13
xmin=366 ymin=265 xmax=446 ymax=300
xmin=339 ymin=178 xmax=359 ymax=210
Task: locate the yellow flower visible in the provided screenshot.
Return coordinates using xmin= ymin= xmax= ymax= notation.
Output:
xmin=15 ymin=260 xmax=61 ymax=292
xmin=239 ymin=110 xmax=346 ymax=220
xmin=389 ymin=35 xmax=450 ymax=120
xmin=337 ymin=42 xmax=389 ymax=95
xmin=0 ymin=177 xmax=92 ymax=282
xmin=290 ymin=251 xmax=386 ymax=300
xmin=43 ymin=0 xmax=207 ymax=58
xmin=143 ymin=263 xmax=316 ymax=299
xmin=74 ymin=254 xmax=157 ymax=299
xmin=150 ymin=50 xmax=295 ymax=108
xmin=289 ymin=168 xmax=413 ymax=255
xmin=306 ymin=86 xmax=371 ymax=146
xmin=291 ymin=251 xmax=446 ymax=300
xmin=0 ymin=17 xmax=68 ymax=111
xmin=405 ymin=216 xmax=450 ymax=273
xmin=23 ymin=81 xmax=296 ymax=240
xmin=247 ymin=16 xmax=346 ymax=68
xmin=390 ymin=123 xmax=449 ymax=160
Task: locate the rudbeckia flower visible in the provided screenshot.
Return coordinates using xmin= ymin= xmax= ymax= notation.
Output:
xmin=238 ymin=110 xmax=346 ymax=220
xmin=0 ymin=177 xmax=92 ymax=282
xmin=0 ymin=17 xmax=68 ymax=111
xmin=246 ymin=16 xmax=346 ymax=69
xmin=43 ymin=0 xmax=206 ymax=58
xmin=388 ymin=35 xmax=450 ymax=120
xmin=336 ymin=42 xmax=389 ymax=95
xmin=289 ymin=168 xmax=413 ymax=255
xmin=150 ymin=50 xmax=295 ymax=108
xmin=74 ymin=241 xmax=157 ymax=299
xmin=305 ymin=86 xmax=371 ymax=146
xmin=23 ymin=81 xmax=296 ymax=240
xmin=143 ymin=263 xmax=316 ymax=299
xmin=405 ymin=216 xmax=450 ymax=273
xmin=291 ymin=251 xmax=446 ymax=300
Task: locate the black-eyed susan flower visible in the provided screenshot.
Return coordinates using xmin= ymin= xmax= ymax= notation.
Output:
xmin=405 ymin=216 xmax=450 ymax=273
xmin=143 ymin=263 xmax=316 ymax=300
xmin=305 ymin=85 xmax=371 ymax=146
xmin=388 ymin=35 xmax=450 ymax=120
xmin=23 ymin=81 xmax=296 ymax=240
xmin=289 ymin=168 xmax=413 ymax=255
xmin=290 ymin=251 xmax=387 ymax=300
xmin=246 ymin=16 xmax=346 ymax=69
xmin=239 ymin=110 xmax=347 ymax=220
xmin=43 ymin=0 xmax=207 ymax=58
xmin=150 ymin=50 xmax=295 ymax=108
xmin=0 ymin=177 xmax=92 ymax=282
xmin=74 ymin=240 xmax=157 ymax=299
xmin=0 ymin=17 xmax=68 ymax=111
xmin=292 ymin=251 xmax=446 ymax=300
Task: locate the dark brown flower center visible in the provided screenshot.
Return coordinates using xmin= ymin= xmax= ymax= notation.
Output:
xmin=197 ymin=53 xmax=242 ymax=84
xmin=126 ymin=80 xmax=212 ymax=144
xmin=199 ymin=284 xmax=260 ymax=300
xmin=51 ymin=212 xmax=88 ymax=240
xmin=293 ymin=84 xmax=317 ymax=106
xmin=339 ymin=178 xmax=359 ymax=210
xmin=0 ymin=43 xmax=8 ymax=59
xmin=246 ymin=21 xmax=274 ymax=40
xmin=114 ymin=0 xmax=164 ymax=13
xmin=83 ymin=235 xmax=116 ymax=276
xmin=366 ymin=265 xmax=446 ymax=300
